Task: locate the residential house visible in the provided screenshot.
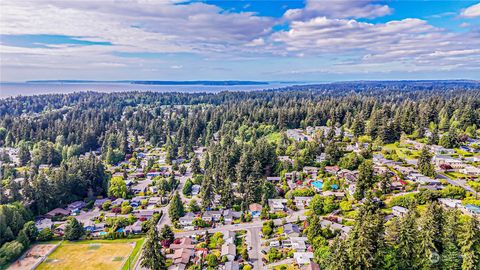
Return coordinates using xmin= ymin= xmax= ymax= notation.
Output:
xmin=320 ymin=220 xmax=352 ymax=236
xmin=286 ymin=129 xmax=309 ymax=142
xmin=35 ymin=218 xmax=53 ymax=231
xmin=223 ymin=210 xmax=241 ymax=224
xmin=131 ymin=180 xmax=151 ymax=194
xmin=112 ymin=198 xmax=126 ymax=206
xmin=392 ymin=206 xmax=408 ymax=217
xmin=430 ymin=145 xmax=456 ymax=155
xmin=170 ymin=237 xmax=195 ymax=250
xmin=125 ymin=220 xmax=143 ymax=234
xmin=67 ymin=201 xmax=86 ymax=212
xmin=294 ymin=197 xmax=313 ymax=209
xmin=202 ymin=211 xmax=222 ymax=222
xmin=283 ymin=223 xmax=300 ymax=237
xmin=287 ymin=237 xmax=308 ymax=252
xmin=45 ymin=208 xmax=70 ymax=218
xmin=148 ymin=197 xmax=162 ymax=206
xmin=94 ymin=198 xmax=110 ymax=208
xmin=134 ymin=209 xmax=156 ymax=220
xmin=460 ymin=165 xmax=480 ymax=176
xmin=249 ymin=203 xmax=263 ymax=217
xmin=170 ymin=248 xmax=194 ymax=265
xmin=315 ymin=153 xmax=326 ymax=163
xmin=294 ymin=252 xmax=314 ymax=265
xmin=266 ymin=176 xmax=281 ymax=182
xmin=191 ymin=185 xmax=201 ymax=196
xmin=438 ymin=198 xmax=462 ymax=209
xmin=433 ymin=155 xmax=464 ymax=169
xmin=324 ymin=166 xmax=340 ymax=175
xmin=179 ymin=212 xmax=196 ymax=226
xmin=268 ymin=199 xmax=287 ymax=212
xmin=322 ymin=191 xmax=345 ymax=199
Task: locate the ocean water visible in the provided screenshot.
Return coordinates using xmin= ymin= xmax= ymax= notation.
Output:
xmin=0 ymin=82 xmax=295 ymax=98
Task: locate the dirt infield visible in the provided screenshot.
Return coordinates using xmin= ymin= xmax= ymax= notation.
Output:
xmin=8 ymin=244 xmax=58 ymax=270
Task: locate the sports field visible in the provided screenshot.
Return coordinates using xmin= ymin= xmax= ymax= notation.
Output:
xmin=37 ymin=239 xmax=142 ymax=270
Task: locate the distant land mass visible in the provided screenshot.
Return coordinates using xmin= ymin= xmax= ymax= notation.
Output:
xmin=25 ymin=80 xmax=269 ymax=86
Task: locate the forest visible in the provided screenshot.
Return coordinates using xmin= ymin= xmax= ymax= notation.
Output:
xmin=0 ymin=82 xmax=479 ymax=269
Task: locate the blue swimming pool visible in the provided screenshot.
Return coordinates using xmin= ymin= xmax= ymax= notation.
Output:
xmin=312 ymin=181 xmax=323 ymax=189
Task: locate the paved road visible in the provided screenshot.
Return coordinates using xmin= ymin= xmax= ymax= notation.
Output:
xmin=156 ymin=167 xmax=192 ymax=230
xmin=135 ymin=166 xmax=191 ymax=270
xmin=247 ymin=227 xmax=263 ymax=270
xmin=438 ymin=173 xmax=478 ymax=196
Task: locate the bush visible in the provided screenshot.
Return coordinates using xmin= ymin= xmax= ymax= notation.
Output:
xmin=0 ymin=240 xmax=24 ymax=266
xmin=37 ymin=228 xmax=54 ymax=241
xmin=389 ymin=193 xmax=416 ymax=208
xmin=440 ymin=185 xmax=466 ymax=199
xmin=102 ymin=200 xmax=112 ymax=211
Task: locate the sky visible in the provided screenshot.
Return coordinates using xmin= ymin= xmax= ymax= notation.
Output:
xmin=1 ymin=0 xmax=480 ymax=82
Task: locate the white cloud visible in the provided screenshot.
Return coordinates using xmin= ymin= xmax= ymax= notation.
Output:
xmin=284 ymin=0 xmax=391 ymax=21
xmin=461 ymin=3 xmax=480 ymax=17
xmin=0 ymin=0 xmax=479 ymax=80
xmin=271 ymin=16 xmax=480 ymax=70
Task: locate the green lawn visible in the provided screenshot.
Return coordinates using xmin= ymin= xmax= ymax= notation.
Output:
xmin=265 ymin=132 xmax=282 ymax=144
xmin=454 ymin=148 xmax=475 ymax=157
xmin=382 ymin=143 xmax=420 ymax=159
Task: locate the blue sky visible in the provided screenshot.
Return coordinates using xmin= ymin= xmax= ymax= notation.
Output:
xmin=1 ymin=0 xmax=479 ymax=82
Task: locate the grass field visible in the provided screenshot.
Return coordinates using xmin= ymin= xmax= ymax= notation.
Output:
xmin=383 ymin=143 xmax=420 ymax=159
xmin=37 ymin=239 xmax=143 ymax=270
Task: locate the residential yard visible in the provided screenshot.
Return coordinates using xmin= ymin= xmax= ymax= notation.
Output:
xmin=37 ymin=239 xmax=143 ymax=270
xmin=382 ymin=143 xmax=420 ymax=159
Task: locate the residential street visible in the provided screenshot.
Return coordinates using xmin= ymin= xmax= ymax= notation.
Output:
xmin=247 ymin=227 xmax=263 ymax=270
xmin=438 ymin=173 xmax=478 ymax=196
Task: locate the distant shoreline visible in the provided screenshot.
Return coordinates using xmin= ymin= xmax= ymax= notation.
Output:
xmin=24 ymin=80 xmax=271 ymax=86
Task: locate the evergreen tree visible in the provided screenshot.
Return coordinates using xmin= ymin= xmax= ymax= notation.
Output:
xmin=160 ymin=225 xmax=175 ymax=244
xmin=168 ymin=192 xmax=184 ymax=221
xmin=18 ymin=143 xmax=31 ymax=166
xmin=191 ymin=156 xmax=201 ymax=174
xmin=380 ymin=170 xmax=391 ymax=194
xmin=141 ymin=226 xmax=166 ymax=270
xmin=459 ymin=216 xmax=479 ymax=270
xmin=441 ymin=242 xmax=461 ymax=270
xmin=64 ymin=217 xmax=84 ymax=241
xmin=327 ymin=236 xmax=350 ymax=270
xmin=397 ymin=211 xmax=418 ymax=270
xmin=354 ymin=159 xmax=375 ymax=200
xmin=417 ymin=146 xmax=436 ymax=178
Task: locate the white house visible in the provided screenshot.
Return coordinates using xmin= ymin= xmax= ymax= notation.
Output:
xmin=392 ymin=206 xmax=408 ymax=217
xmin=294 ymin=252 xmax=314 ymax=265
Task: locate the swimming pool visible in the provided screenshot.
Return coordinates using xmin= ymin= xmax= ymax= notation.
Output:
xmin=312 ymin=181 xmax=323 ymax=189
